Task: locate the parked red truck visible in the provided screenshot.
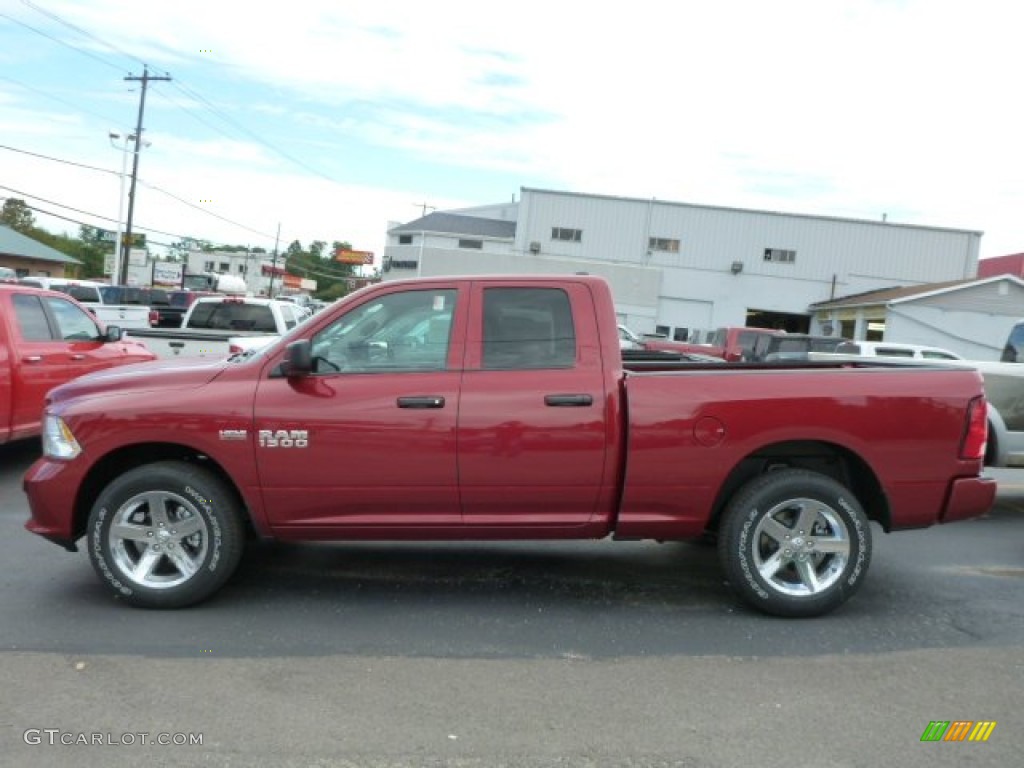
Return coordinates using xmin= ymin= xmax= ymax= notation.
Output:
xmin=629 ymin=325 xmax=782 ymax=361
xmin=23 ymin=275 xmax=995 ymax=617
xmin=1 ymin=283 xmax=156 ymax=445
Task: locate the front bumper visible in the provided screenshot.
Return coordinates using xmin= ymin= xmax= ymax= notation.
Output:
xmin=23 ymin=457 xmax=87 ymax=551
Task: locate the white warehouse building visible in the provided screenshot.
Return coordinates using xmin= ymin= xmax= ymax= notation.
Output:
xmin=382 ymin=187 xmax=982 ymax=342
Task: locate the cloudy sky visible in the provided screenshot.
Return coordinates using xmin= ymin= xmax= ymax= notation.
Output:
xmin=1 ymin=0 xmax=1020 ymax=271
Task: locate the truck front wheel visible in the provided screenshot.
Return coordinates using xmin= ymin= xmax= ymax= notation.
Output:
xmin=87 ymin=461 xmax=245 ymax=608
xmin=718 ymin=469 xmax=872 ymax=618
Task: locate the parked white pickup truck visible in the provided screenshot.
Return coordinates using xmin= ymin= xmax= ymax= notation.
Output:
xmin=18 ymin=278 xmax=155 ymax=330
xmin=125 ymin=296 xmax=304 ymax=359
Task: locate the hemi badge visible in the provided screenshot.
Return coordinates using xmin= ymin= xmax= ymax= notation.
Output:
xmin=219 ymin=429 xmax=248 ymax=441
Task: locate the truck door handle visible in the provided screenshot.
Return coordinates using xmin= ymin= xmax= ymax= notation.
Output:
xmin=544 ymin=394 xmax=593 ymax=407
xmin=397 ymin=396 xmax=446 ymax=409
xmin=22 ymin=355 xmax=42 ymax=363
xmin=70 ymin=354 xmax=85 ymax=360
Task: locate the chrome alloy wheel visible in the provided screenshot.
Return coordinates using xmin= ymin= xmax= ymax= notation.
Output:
xmin=751 ymin=497 xmax=851 ymax=596
xmin=107 ymin=491 xmax=210 ymax=590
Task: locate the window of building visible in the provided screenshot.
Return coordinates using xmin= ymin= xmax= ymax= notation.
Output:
xmin=458 ymin=239 xmax=483 ymax=249
xmin=482 ymin=288 xmax=576 ymax=370
xmin=655 ymin=325 xmax=671 ymax=338
xmin=238 ymin=265 xmax=246 ymax=274
xmin=218 ymin=262 xmax=230 ymax=272
xmin=203 ymin=261 xmax=215 ymax=272
xmin=764 ymin=248 xmax=796 ymax=263
xmin=398 ymin=234 xmax=413 ymax=245
xmin=551 ymin=227 xmax=583 ymax=243
xmin=649 ymin=237 xmax=680 ymax=253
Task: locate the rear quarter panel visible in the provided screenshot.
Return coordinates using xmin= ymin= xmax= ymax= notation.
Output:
xmin=617 ymin=364 xmax=986 ymax=538
xmin=0 ymin=306 xmax=10 ymax=443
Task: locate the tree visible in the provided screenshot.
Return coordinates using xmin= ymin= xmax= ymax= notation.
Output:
xmin=275 ymin=238 xmax=367 ymax=300
xmin=318 ymin=281 xmax=351 ymax=301
xmin=74 ymin=225 xmax=107 ymax=278
xmin=1 ymin=198 xmax=36 ymax=233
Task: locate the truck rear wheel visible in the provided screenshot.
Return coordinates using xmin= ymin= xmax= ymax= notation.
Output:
xmin=87 ymin=461 xmax=244 ymax=608
xmin=718 ymin=468 xmax=872 ymax=618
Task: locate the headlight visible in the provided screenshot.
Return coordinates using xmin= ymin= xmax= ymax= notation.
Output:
xmin=42 ymin=413 xmax=82 ymax=460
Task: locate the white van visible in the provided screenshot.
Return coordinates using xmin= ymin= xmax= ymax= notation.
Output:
xmin=832 ymin=341 xmax=963 ymax=361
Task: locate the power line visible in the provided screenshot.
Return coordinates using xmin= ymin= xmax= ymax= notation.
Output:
xmin=0 ymin=143 xmax=277 ymax=241
xmin=137 ymin=180 xmax=277 ymax=240
xmin=4 ymin=6 xmax=343 ymax=252
xmin=149 ymin=84 xmax=250 ymax=143
xmin=0 ymin=185 xmax=199 ymax=244
xmin=1 ymin=184 xmax=119 ymax=225
xmin=8 ymin=2 xmax=283 ymax=174
xmin=0 ymin=73 xmax=123 ymax=125
xmin=169 ymin=80 xmax=342 ymax=184
xmin=0 ymin=194 xmax=170 ymax=249
xmin=0 ymin=10 xmax=126 ymax=74
xmin=0 ymin=142 xmax=119 ymax=176
xmin=19 ymin=0 xmax=147 ymax=69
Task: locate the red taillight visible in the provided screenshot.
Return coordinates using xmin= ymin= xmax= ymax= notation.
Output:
xmin=960 ymin=396 xmax=988 ymax=461
xmin=228 ymin=344 xmax=243 ymax=355
xmin=149 ymin=309 xmax=160 ymax=326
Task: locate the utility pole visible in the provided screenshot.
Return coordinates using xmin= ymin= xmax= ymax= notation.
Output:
xmin=119 ymin=66 xmax=171 ymax=286
xmin=414 ymin=201 xmax=435 ymax=217
xmin=268 ymin=223 xmax=281 ymax=297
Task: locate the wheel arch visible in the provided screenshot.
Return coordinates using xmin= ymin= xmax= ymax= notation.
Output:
xmin=985 ymin=404 xmax=1008 ymax=467
xmin=706 ymin=440 xmax=890 ymax=534
xmin=71 ymin=443 xmax=255 ymax=542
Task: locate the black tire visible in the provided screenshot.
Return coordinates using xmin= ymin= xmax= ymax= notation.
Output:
xmin=718 ymin=468 xmax=872 ymax=618
xmin=87 ymin=461 xmax=245 ymax=608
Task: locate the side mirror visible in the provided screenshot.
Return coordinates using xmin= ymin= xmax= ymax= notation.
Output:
xmin=105 ymin=325 xmax=124 ymax=342
xmin=281 ymin=339 xmax=313 ymax=376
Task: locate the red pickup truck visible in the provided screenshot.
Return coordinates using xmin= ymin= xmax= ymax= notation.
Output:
xmin=1 ymin=283 xmax=156 ymax=445
xmin=23 ymin=275 xmax=995 ymax=617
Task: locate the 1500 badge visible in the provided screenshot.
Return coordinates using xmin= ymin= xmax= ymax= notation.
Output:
xmin=259 ymin=429 xmax=309 ymax=448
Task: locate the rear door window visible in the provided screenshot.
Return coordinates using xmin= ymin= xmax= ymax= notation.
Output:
xmin=482 ymin=287 xmax=576 ymax=370
xmin=12 ymin=294 xmax=54 ymax=341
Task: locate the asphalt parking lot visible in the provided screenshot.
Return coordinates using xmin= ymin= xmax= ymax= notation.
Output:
xmin=1 ymin=440 xmax=1021 ymax=767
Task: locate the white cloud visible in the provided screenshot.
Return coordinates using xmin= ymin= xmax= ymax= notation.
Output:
xmin=4 ymin=0 xmax=1023 ymax=270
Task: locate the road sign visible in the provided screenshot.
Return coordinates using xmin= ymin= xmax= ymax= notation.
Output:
xmin=94 ymin=230 xmax=145 ymax=248
xmin=335 ymin=248 xmax=374 ymax=265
